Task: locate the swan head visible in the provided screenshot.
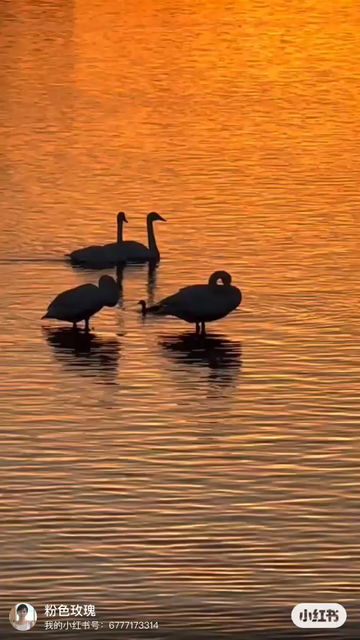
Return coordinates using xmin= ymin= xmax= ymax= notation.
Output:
xmin=137 ymin=300 xmax=147 ymax=315
xmin=208 ymin=271 xmax=232 ymax=288
xmin=117 ymin=211 xmax=128 ymax=223
xmin=98 ymin=275 xmax=119 ymax=307
xmin=147 ymin=212 xmax=166 ymax=223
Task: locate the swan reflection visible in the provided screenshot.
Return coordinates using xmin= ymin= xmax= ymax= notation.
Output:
xmin=43 ymin=327 xmax=120 ymax=384
xmin=116 ymin=264 xmax=124 ymax=309
xmin=67 ymin=257 xmax=126 ymax=271
xmin=147 ymin=261 xmax=157 ymax=305
xmin=159 ymin=332 xmax=242 ymax=385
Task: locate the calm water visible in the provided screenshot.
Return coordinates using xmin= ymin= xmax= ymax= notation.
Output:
xmin=0 ymin=1 xmax=359 ymax=638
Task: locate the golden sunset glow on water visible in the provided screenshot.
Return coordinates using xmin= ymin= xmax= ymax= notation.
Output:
xmin=0 ymin=1 xmax=359 ymax=637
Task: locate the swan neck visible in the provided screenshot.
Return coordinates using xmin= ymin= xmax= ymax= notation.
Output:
xmin=147 ymin=217 xmax=159 ymax=257
xmin=117 ymin=218 xmax=123 ymax=244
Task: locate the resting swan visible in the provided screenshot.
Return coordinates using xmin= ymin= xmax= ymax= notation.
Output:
xmin=42 ymin=275 xmax=119 ymax=331
xmin=115 ymin=211 xmax=166 ymax=263
xmin=68 ymin=212 xmax=128 ymax=265
xmin=139 ymin=271 xmax=241 ymax=335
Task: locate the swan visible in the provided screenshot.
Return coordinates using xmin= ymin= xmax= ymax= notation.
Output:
xmin=115 ymin=211 xmax=166 ymax=263
xmin=138 ymin=271 xmax=242 ymax=335
xmin=67 ymin=212 xmax=128 ymax=265
xmin=42 ymin=275 xmax=119 ymax=331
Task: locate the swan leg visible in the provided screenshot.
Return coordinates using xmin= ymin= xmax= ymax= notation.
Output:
xmin=84 ymin=318 xmax=90 ymax=332
xmin=195 ymin=322 xmax=200 ymax=335
xmin=72 ymin=322 xmax=77 ymax=330
xmin=201 ymin=322 xmax=206 ymax=336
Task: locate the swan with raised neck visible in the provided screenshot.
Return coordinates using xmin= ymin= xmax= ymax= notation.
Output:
xmin=117 ymin=211 xmax=128 ymax=244
xmin=67 ymin=210 xmax=128 ymax=265
xmin=114 ymin=211 xmax=166 ymax=263
xmin=146 ymin=211 xmax=166 ymax=261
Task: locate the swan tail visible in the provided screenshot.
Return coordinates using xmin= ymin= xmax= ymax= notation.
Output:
xmin=146 ymin=303 xmax=163 ymax=314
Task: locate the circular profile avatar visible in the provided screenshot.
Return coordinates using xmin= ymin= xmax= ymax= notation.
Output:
xmin=9 ymin=603 xmax=37 ymax=631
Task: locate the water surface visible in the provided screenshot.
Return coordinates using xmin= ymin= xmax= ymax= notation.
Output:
xmin=0 ymin=0 xmax=359 ymax=637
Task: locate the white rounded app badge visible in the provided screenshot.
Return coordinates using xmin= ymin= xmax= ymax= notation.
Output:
xmin=291 ymin=603 xmax=347 ymax=628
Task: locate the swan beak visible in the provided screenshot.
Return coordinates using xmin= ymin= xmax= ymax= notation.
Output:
xmin=123 ymin=214 xmax=128 ymax=223
xmin=158 ymin=215 xmax=166 ymax=222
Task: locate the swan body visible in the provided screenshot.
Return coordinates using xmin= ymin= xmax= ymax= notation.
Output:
xmin=139 ymin=271 xmax=241 ymax=334
xmin=42 ymin=275 xmax=119 ymax=330
xmin=68 ymin=212 xmax=127 ymax=265
xmin=115 ymin=212 xmax=166 ymax=263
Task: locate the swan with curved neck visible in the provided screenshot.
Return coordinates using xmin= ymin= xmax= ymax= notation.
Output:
xmin=116 ymin=212 xmax=166 ymax=263
xmin=138 ymin=270 xmax=241 ymax=335
xmin=67 ymin=212 xmax=128 ymax=266
xmin=42 ymin=275 xmax=119 ymax=331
